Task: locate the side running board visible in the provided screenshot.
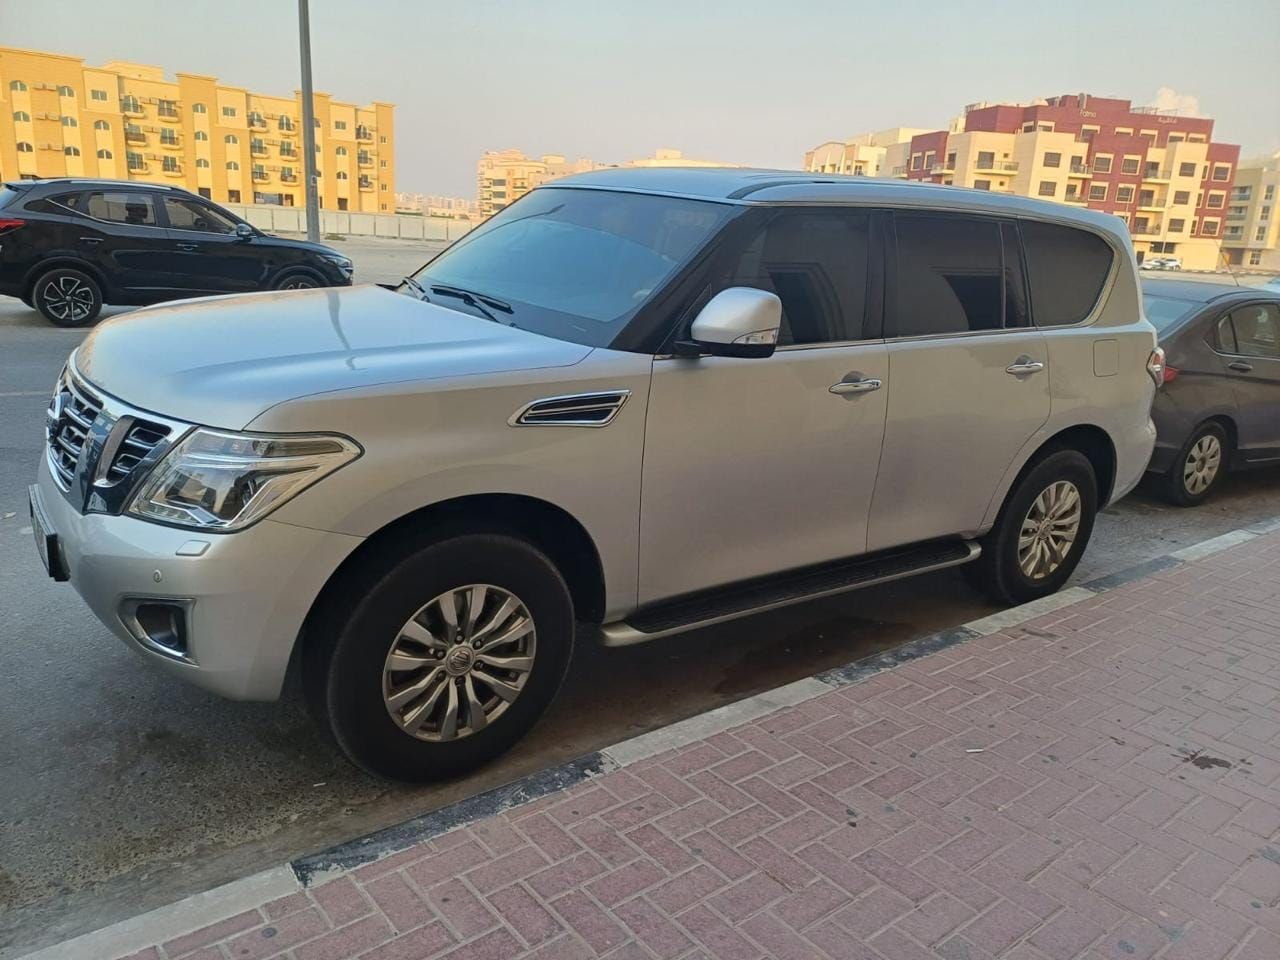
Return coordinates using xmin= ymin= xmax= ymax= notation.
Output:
xmin=600 ymin=540 xmax=980 ymax=647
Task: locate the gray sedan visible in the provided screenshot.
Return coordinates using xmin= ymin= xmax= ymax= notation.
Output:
xmin=1143 ymin=278 xmax=1280 ymax=504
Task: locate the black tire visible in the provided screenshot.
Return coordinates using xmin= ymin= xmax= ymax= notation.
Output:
xmin=304 ymin=532 xmax=575 ymax=782
xmin=1161 ymin=421 xmax=1229 ymax=507
xmin=32 ymin=268 xmax=103 ymax=327
xmin=974 ymin=449 xmax=1098 ymax=606
xmin=272 ymin=270 xmax=321 ymax=291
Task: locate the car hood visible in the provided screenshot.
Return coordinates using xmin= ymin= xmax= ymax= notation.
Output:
xmin=73 ymin=285 xmax=593 ymax=429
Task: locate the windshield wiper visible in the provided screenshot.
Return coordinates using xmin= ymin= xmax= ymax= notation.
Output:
xmin=400 ymin=275 xmax=430 ymax=301
xmin=429 ymin=284 xmax=513 ymax=323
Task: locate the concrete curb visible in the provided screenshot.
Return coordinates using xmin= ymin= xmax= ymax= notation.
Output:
xmin=16 ymin=518 xmax=1275 ymax=960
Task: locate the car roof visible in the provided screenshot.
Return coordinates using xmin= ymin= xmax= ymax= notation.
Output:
xmin=1140 ymin=277 xmax=1274 ymax=304
xmin=551 ymin=167 xmax=1127 ymax=232
xmin=4 ymin=178 xmax=185 ymax=193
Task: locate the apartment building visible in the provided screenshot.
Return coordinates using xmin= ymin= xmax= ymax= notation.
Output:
xmin=476 ymin=147 xmax=741 ymax=217
xmin=1222 ymin=152 xmax=1280 ymax=271
xmin=0 ymin=46 xmax=395 ymax=212
xmin=395 ymin=192 xmax=478 ymax=219
xmin=804 ymin=127 xmax=927 ymax=178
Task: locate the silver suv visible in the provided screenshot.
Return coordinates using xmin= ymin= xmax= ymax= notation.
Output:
xmin=30 ymin=170 xmax=1161 ymax=781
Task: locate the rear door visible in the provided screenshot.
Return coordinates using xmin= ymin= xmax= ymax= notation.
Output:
xmin=868 ymin=213 xmax=1049 ymax=550
xmin=1221 ymin=302 xmax=1280 ymax=463
xmin=79 ymin=190 xmax=181 ymax=297
xmin=159 ymin=195 xmax=269 ymax=294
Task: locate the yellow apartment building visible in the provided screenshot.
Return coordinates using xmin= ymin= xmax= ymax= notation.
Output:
xmin=1222 ymin=152 xmax=1280 ymax=271
xmin=0 ymin=46 xmax=395 ymax=212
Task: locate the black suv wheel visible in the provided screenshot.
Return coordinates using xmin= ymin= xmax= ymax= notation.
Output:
xmin=32 ymin=268 xmax=103 ymax=327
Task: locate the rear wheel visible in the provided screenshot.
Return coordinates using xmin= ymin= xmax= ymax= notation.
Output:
xmin=1162 ymin=421 xmax=1229 ymax=507
xmin=975 ymin=449 xmax=1098 ymax=605
xmin=304 ymin=533 xmax=575 ymax=782
xmin=32 ymin=268 xmax=102 ymax=327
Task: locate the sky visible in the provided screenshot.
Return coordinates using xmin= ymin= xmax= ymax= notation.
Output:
xmin=3 ymin=0 xmax=1278 ymax=196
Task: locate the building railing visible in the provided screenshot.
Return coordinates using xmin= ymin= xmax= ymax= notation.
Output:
xmin=891 ymin=165 xmax=908 ymax=176
xmin=252 ymin=170 xmax=270 ymax=182
xmin=356 ymin=127 xmax=373 ymax=141
xmin=280 ymin=173 xmax=298 ymax=184
xmin=1143 ymin=168 xmax=1173 ymax=180
xmin=1131 ymin=227 xmax=1163 ymax=236
xmin=125 ymin=130 xmax=146 ymax=144
xmin=929 ymin=162 xmax=954 ymax=174
xmin=975 ymin=160 xmax=1019 ymax=172
xmin=1064 ymin=193 xmax=1087 ymax=202
xmin=1226 ymin=212 xmax=1248 ymax=220
xmin=1068 ymin=163 xmax=1091 ymax=175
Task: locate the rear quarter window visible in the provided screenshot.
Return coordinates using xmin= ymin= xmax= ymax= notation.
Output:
xmin=1021 ymin=220 xmax=1115 ymax=326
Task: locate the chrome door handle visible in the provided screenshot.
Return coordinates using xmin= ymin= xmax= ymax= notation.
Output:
xmin=1227 ymin=361 xmax=1253 ymax=373
xmin=829 ymin=378 xmax=882 ymax=396
xmin=1006 ymin=356 xmax=1045 ymax=376
xmin=176 ymin=242 xmax=199 ymax=251
xmin=78 ymin=237 xmax=103 ymax=244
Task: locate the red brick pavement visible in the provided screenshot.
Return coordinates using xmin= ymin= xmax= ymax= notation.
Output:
xmin=118 ymin=531 xmax=1280 ymax=959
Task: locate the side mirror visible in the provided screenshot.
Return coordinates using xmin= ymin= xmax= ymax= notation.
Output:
xmin=234 ymin=222 xmax=256 ymax=240
xmin=678 ymin=287 xmax=782 ymax=359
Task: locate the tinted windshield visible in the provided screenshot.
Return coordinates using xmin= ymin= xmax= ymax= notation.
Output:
xmin=411 ymin=187 xmax=731 ymax=347
xmin=1143 ymin=294 xmax=1200 ymax=331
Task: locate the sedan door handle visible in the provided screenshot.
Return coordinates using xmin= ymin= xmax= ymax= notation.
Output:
xmin=175 ymin=242 xmax=199 ymax=251
xmin=78 ymin=236 xmax=104 ymax=245
xmin=1006 ymin=356 xmax=1045 ymax=376
xmin=829 ymin=377 xmax=882 ymax=396
xmin=1227 ymin=361 xmax=1253 ymax=373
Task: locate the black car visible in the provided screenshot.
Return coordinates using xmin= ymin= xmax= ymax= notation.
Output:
xmin=1143 ymin=277 xmax=1280 ymax=505
xmin=0 ymin=179 xmax=353 ymax=327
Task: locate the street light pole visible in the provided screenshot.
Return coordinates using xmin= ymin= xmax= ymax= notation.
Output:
xmin=298 ymin=0 xmax=320 ymax=241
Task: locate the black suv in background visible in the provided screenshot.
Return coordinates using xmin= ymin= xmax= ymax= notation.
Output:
xmin=0 ymin=179 xmax=353 ymax=326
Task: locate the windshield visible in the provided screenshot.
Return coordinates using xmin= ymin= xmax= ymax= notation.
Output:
xmin=1143 ymin=294 xmax=1201 ymax=332
xmin=410 ymin=187 xmax=731 ymax=347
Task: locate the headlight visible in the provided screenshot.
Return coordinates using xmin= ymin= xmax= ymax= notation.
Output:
xmin=128 ymin=428 xmax=360 ymax=531
xmin=323 ymin=254 xmax=353 ymax=272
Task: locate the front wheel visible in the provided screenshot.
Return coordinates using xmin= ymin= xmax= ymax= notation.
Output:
xmin=273 ymin=271 xmax=320 ymax=290
xmin=974 ymin=449 xmax=1098 ymax=605
xmin=304 ymin=533 xmax=575 ymax=782
xmin=33 ymin=268 xmax=102 ymax=327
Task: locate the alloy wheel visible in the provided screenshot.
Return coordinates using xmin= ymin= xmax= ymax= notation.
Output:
xmin=40 ymin=276 xmax=95 ymax=322
xmin=281 ymin=277 xmax=317 ymax=289
xmin=1183 ymin=434 xmax=1222 ymax=495
xmin=1017 ymin=480 xmax=1082 ymax=580
xmin=382 ymin=584 xmax=536 ymax=742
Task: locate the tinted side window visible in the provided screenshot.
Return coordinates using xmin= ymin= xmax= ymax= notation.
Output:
xmin=1213 ymin=314 xmax=1237 ymax=354
xmin=894 ymin=215 xmax=1003 ymax=336
xmin=1021 ymin=220 xmax=1113 ymax=326
xmin=1230 ymin=304 xmax=1280 ymax=359
xmin=23 ymin=192 xmax=82 ymax=214
xmin=85 ymin=191 xmax=158 ymax=226
xmin=163 ymin=197 xmax=237 ymax=234
xmin=721 ymin=209 xmax=870 ymax=344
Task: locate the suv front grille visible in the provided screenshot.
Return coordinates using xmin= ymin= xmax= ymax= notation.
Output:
xmin=46 ymin=370 xmax=103 ymax=490
xmin=107 ymin=419 xmax=170 ymax=481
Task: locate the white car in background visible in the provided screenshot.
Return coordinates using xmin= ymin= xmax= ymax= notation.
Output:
xmin=1142 ymin=256 xmax=1182 ymax=271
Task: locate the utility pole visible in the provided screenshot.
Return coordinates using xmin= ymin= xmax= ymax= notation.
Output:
xmin=298 ymin=0 xmax=320 ymax=241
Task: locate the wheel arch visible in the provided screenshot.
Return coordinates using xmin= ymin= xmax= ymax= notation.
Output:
xmin=23 ymin=257 xmax=113 ymax=302
xmin=984 ymin=423 xmax=1118 ymax=531
xmin=271 ymin=265 xmax=326 ymax=289
xmin=1197 ymin=414 xmax=1238 ymax=460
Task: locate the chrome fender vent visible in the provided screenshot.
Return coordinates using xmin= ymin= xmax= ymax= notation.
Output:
xmin=509 ymin=390 xmax=631 ymax=427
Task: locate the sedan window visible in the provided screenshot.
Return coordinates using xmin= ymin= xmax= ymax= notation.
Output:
xmin=163 ymin=197 xmax=237 ymax=234
xmin=1231 ymin=304 xmax=1280 ymax=359
xmin=1213 ymin=314 xmax=1237 ymax=354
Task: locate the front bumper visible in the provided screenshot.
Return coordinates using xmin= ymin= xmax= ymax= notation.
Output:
xmin=33 ymin=458 xmax=363 ymax=700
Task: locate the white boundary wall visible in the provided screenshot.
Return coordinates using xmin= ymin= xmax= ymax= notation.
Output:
xmin=221 ymin=204 xmax=475 ymax=242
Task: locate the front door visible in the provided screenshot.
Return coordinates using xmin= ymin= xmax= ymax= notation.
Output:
xmin=638 ymin=207 xmax=889 ymax=604
xmin=1221 ymin=302 xmax=1280 ymax=463
xmin=159 ymin=195 xmax=269 ymax=294
xmin=869 ymin=213 xmax=1051 ymax=550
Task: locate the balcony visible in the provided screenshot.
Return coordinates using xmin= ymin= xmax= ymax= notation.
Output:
xmin=125 ymin=129 xmax=147 ymax=144
xmin=252 ymin=170 xmax=270 ymax=183
xmin=281 ymin=172 xmax=298 ymax=184
xmin=1142 ymin=168 xmax=1172 ymax=182
xmin=358 ymin=155 xmax=373 ymax=167
xmin=929 ymin=161 xmax=955 ymax=175
xmin=251 ymin=145 xmax=269 ymax=158
xmin=121 ymin=102 xmax=145 ymax=117
xmin=1064 ymin=193 xmax=1087 ymax=204
xmin=1067 ymin=163 xmax=1091 ymax=176
xmin=1137 ymin=198 xmax=1164 ymax=212
xmin=163 ymin=165 xmax=183 ymax=178
xmin=160 ymin=136 xmax=181 ymax=150
xmin=127 ymin=163 xmax=148 ymax=174
xmin=279 ymin=149 xmax=298 ymax=160
xmin=358 ymin=178 xmax=374 ymax=191
xmin=975 ymin=160 xmax=1019 ymax=172
xmin=1226 ymin=212 xmax=1248 ymax=221
xmin=891 ymin=165 xmax=908 ymax=177
xmin=355 ymin=126 xmax=373 ymax=142
xmin=248 ymin=115 xmax=268 ymax=130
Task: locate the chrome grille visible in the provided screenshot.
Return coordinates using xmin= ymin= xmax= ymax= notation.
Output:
xmin=107 ymin=419 xmax=170 ymax=481
xmin=46 ymin=371 xmax=103 ymax=490
xmin=509 ymin=391 xmax=631 ymax=427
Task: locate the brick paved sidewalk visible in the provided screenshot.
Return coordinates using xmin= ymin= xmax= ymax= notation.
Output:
xmin=119 ymin=531 xmax=1280 ymax=960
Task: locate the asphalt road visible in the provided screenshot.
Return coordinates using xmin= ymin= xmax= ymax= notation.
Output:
xmin=1 ymin=248 xmax=1277 ymax=956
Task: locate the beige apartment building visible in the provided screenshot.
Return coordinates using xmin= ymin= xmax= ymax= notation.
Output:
xmin=1222 ymin=152 xmax=1280 ymax=271
xmin=0 ymin=46 xmax=395 ymax=212
xmin=476 ymin=147 xmax=740 ymax=217
xmin=803 ymin=127 xmax=927 ymax=178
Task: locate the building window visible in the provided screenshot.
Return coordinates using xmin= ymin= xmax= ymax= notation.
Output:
xmin=227 ymin=161 xmax=240 ymax=170
xmin=1115 ymin=127 xmax=1133 ymax=137
xmin=12 ymin=110 xmax=30 ymax=122
xmin=157 ymin=100 xmax=178 ymax=118
xmin=336 ymin=171 xmax=348 ymax=180
xmin=121 ymin=95 xmax=140 ymax=113
xmin=16 ymin=142 xmax=33 ymax=153
xmin=1249 ymin=251 xmax=1262 ymax=265
xmin=380 ymin=135 xmax=387 ymax=144
xmin=380 ymin=160 xmax=387 ymax=168
xmin=161 ymin=128 xmax=178 ymax=145
xmin=380 ymin=183 xmax=387 ymax=191
xmin=910 ymin=153 xmax=922 ymax=171
xmin=1121 ymin=157 xmax=1140 ymax=175
xmin=973 ymin=179 xmax=991 ymax=191
xmin=1201 ymin=219 xmax=1219 ymax=236
xmin=1037 ymin=181 xmax=1056 ymax=197
xmin=1172 ymin=190 xmax=1190 ymax=205
xmin=91 ymin=119 xmax=110 ymax=131
xmin=1262 ymin=206 xmax=1272 ymax=220
xmin=64 ymin=146 xmax=81 ymax=156
xmin=1168 ymin=133 xmax=1184 ymax=143
xmin=1206 ymin=193 xmax=1225 ymax=209
xmin=193 ymin=102 xmax=207 ymax=114
xmin=336 ymin=146 xmax=348 ymax=156
xmin=334 ymin=120 xmax=347 ymax=130
xmin=279 ymin=116 xmax=294 ymax=131
xmin=1258 ymin=227 xmax=1268 ymax=242
xmin=1093 ymin=155 xmax=1112 ymax=174
xmin=196 ymin=158 xmax=209 ymax=168
xmin=222 ymin=105 xmax=237 ymax=117
xmin=62 ymin=116 xmax=78 ymax=127
xmin=163 ymin=155 xmax=179 ymax=172
xmin=1089 ymin=184 xmax=1108 ymax=201
xmin=95 ymin=148 xmax=112 ymax=159
xmin=1168 ymin=218 xmax=1185 ymax=232
xmin=1178 ymin=162 xmax=1196 ymax=178
xmin=1265 ymin=186 xmax=1275 ymax=201
xmin=195 ymin=130 xmax=208 ymax=141
xmin=227 ymin=189 xmax=241 ymax=202
xmin=1117 ymin=186 xmax=1134 ymax=203
xmin=57 ymin=85 xmax=74 ymax=96
xmin=1211 ymin=165 xmax=1231 ymax=182
xmin=90 ymin=88 xmax=108 ymax=102
xmin=1043 ymin=152 xmax=1061 ymax=168
xmin=225 ymin=134 xmax=239 ymax=144
xmin=127 ymin=151 xmax=143 ymax=170
xmin=248 ymin=111 xmax=265 ymax=127
xmin=10 ymin=80 xmax=27 ymax=91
